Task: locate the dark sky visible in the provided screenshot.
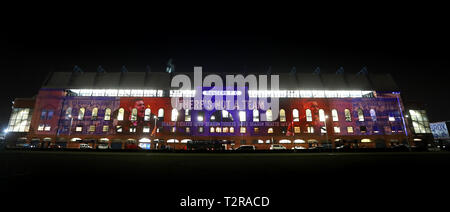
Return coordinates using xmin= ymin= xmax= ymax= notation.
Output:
xmin=1 ymin=4 xmax=449 ymax=129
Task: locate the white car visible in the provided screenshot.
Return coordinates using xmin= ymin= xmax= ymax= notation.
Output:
xmin=79 ymin=143 xmax=92 ymax=149
xmin=291 ymin=146 xmax=306 ymax=150
xmin=97 ymin=143 xmax=110 ymax=150
xmin=270 ymin=144 xmax=286 ymax=150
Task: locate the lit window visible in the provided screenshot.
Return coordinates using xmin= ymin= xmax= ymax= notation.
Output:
xmin=223 ymin=127 xmax=229 ymax=133
xmin=144 ymin=108 xmax=151 ymax=121
xmin=210 ymin=115 xmax=216 ymax=121
xmin=143 ymin=126 xmax=150 ymax=133
xmin=185 ymin=127 xmax=190 ymax=133
xmin=89 ymin=125 xmax=96 ymax=132
xmin=104 ymin=108 xmax=111 ymax=121
xmin=332 ymin=109 xmax=338 ymax=122
xmin=230 ymin=127 xmax=234 ymax=133
xmin=185 ymin=109 xmax=191 ymax=121
xmin=76 ymin=126 xmax=83 ymax=132
xmin=158 ymin=108 xmax=164 ymax=118
xmin=389 ymin=112 xmax=395 ymax=122
xmin=358 ymin=109 xmax=364 ymax=122
xmin=307 ymin=126 xmax=314 ymax=133
xmin=40 ymin=110 xmax=47 ymax=120
xmin=171 ymin=127 xmax=176 ymax=133
xmin=306 ymin=109 xmax=312 ymax=122
xmin=370 ymin=109 xmax=377 ymax=121
xmin=118 ymin=108 xmax=124 ymax=121
xmin=92 ymin=108 xmax=98 ymax=120
xmin=240 ymin=127 xmax=246 ymax=133
xmin=334 ymin=126 xmax=340 ymax=133
xmin=38 ymin=124 xmax=45 ymax=131
xmin=293 ymin=109 xmax=299 ymax=122
xmin=130 ymin=127 xmax=136 ymax=133
xmin=65 ymin=107 xmax=72 ymax=119
xmin=253 ymin=109 xmax=259 ymax=122
xmin=171 ymin=109 xmax=178 ymax=121
xmin=131 ymin=108 xmax=138 ymax=121
xmin=280 ymin=109 xmax=286 ymax=122
xmin=268 ymin=128 xmax=274 ymax=134
xmin=294 ymin=127 xmax=300 ymax=134
xmin=198 ymin=127 xmax=204 ymax=133
xmin=103 ymin=125 xmax=109 ymax=132
xmin=197 ymin=111 xmax=204 ymax=121
xmin=239 ymin=111 xmax=246 ymax=122
xmin=254 ymin=127 xmax=259 ymax=133
xmin=360 ymin=126 xmax=367 ymax=133
xmin=321 ymin=126 xmax=327 ymax=133
xmin=216 ymin=127 xmax=221 ymax=133
xmin=47 ymin=110 xmax=54 ymax=120
xmin=210 ymin=127 xmax=215 ymax=133
xmin=344 ymin=109 xmax=352 ymax=122
xmin=361 ymin=138 xmax=371 ymax=143
xmin=347 ymin=126 xmax=354 ymax=133
xmin=266 ymin=109 xmax=273 ymax=121
xmin=78 ymin=108 xmax=85 ymax=120
xmin=319 ymin=109 xmax=325 ymax=122
xmin=116 ymin=125 xmax=122 ymax=132
xmin=409 ymin=110 xmax=431 ymax=134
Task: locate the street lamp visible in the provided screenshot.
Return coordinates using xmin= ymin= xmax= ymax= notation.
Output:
xmin=323 ymin=115 xmax=330 ymax=150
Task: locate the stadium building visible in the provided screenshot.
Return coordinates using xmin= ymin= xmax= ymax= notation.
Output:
xmin=4 ymin=66 xmax=432 ymax=150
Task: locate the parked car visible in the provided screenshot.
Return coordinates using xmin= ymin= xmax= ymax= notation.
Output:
xmin=235 ymin=145 xmax=256 ymax=151
xmin=336 ymin=145 xmax=351 ymax=150
xmin=291 ymin=146 xmax=306 ymax=150
xmin=97 ymin=143 xmax=110 ymax=150
xmin=48 ymin=144 xmax=62 ymax=149
xmin=79 ymin=143 xmax=92 ymax=149
xmin=270 ymin=144 xmax=286 ymax=150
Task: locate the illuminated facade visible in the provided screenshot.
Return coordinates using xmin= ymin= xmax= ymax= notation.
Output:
xmin=5 ymin=68 xmax=430 ymax=150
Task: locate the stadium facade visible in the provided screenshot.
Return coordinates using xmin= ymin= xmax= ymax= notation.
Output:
xmin=4 ymin=67 xmax=432 ymax=150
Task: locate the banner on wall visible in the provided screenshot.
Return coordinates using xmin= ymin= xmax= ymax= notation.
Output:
xmin=430 ymin=122 xmax=450 ymax=139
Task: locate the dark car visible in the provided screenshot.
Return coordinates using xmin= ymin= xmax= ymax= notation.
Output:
xmin=235 ymin=145 xmax=256 ymax=151
xmin=48 ymin=144 xmax=62 ymax=149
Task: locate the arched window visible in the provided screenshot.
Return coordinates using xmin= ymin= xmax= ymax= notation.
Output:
xmin=266 ymin=109 xmax=273 ymax=121
xmin=370 ymin=109 xmax=377 ymax=121
xmin=158 ymin=108 xmax=164 ymax=118
xmin=306 ymin=109 xmax=312 ymax=122
xmin=331 ymin=109 xmax=338 ymax=122
xmin=118 ymin=108 xmax=124 ymax=121
xmin=65 ymin=107 xmax=72 ymax=119
xmin=104 ymin=108 xmax=111 ymax=121
xmin=131 ymin=108 xmax=137 ymax=121
xmin=171 ymin=109 xmax=178 ymax=121
xmin=319 ymin=109 xmax=325 ymax=122
xmin=268 ymin=128 xmax=274 ymax=134
xmin=253 ymin=109 xmax=259 ymax=122
xmin=78 ymin=108 xmax=85 ymax=120
xmin=293 ymin=109 xmax=299 ymax=122
xmin=144 ymin=108 xmax=151 ymax=121
xmin=280 ymin=109 xmax=286 ymax=122
xmin=239 ymin=111 xmax=246 ymax=122
xmin=358 ymin=109 xmax=364 ymax=121
xmin=92 ymin=107 xmax=98 ymax=120
xmin=344 ymin=109 xmax=352 ymax=121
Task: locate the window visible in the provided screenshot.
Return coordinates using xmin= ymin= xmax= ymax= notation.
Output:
xmin=104 ymin=108 xmax=111 ymax=121
xmin=143 ymin=126 xmax=150 ymax=133
xmin=118 ymin=108 xmax=124 ymax=121
xmin=197 ymin=112 xmax=204 ymax=121
xmin=266 ymin=109 xmax=273 ymax=121
xmin=171 ymin=109 xmax=178 ymax=121
xmin=171 ymin=127 xmax=176 ymax=133
xmin=198 ymin=126 xmax=204 ymax=133
xmin=65 ymin=107 xmax=72 ymax=119
xmin=103 ymin=125 xmax=109 ymax=132
xmin=46 ymin=110 xmax=53 ymax=120
xmin=216 ymin=127 xmax=221 ymax=133
xmin=230 ymin=127 xmax=234 ymax=133
xmin=130 ymin=127 xmax=136 ymax=133
xmin=360 ymin=126 xmax=367 ymax=133
xmin=7 ymin=108 xmax=32 ymax=132
xmin=357 ymin=109 xmax=364 ymax=121
xmin=92 ymin=108 xmax=98 ymax=120
xmin=223 ymin=127 xmax=229 ymax=133
xmin=347 ymin=126 xmax=354 ymax=133
xmin=280 ymin=109 xmax=286 ymax=122
xmin=294 ymin=127 xmax=300 ymax=133
xmin=185 ymin=109 xmax=191 ymax=121
xmin=254 ymin=127 xmax=259 ymax=133
xmin=331 ymin=109 xmax=338 ymax=122
xmin=75 ymin=126 xmax=83 ymax=132
xmin=388 ymin=112 xmax=395 ymax=122
xmin=89 ymin=125 xmax=96 ymax=132
xmin=144 ymin=108 xmax=151 ymax=121
xmin=321 ymin=126 xmax=327 ymax=133
xmin=370 ymin=109 xmax=377 ymax=121
xmin=253 ymin=109 xmax=259 ymax=122
xmin=293 ymin=109 xmax=299 ymax=122
xmin=78 ymin=108 xmax=85 ymax=120
xmin=116 ymin=125 xmax=122 ymax=132
xmin=239 ymin=111 xmax=246 ymax=122
xmin=240 ymin=127 xmax=246 ymax=133
xmin=319 ymin=109 xmax=325 ymax=122
xmin=158 ymin=108 xmax=164 ymax=119
xmin=307 ymin=126 xmax=314 ymax=133
xmin=410 ymin=110 xmax=431 ymax=133
xmin=131 ymin=108 xmax=137 ymax=121
xmin=268 ymin=128 xmax=274 ymax=134
xmin=38 ymin=124 xmax=44 ymax=131
xmin=210 ymin=115 xmax=216 ymax=121
xmin=306 ymin=109 xmax=312 ymax=122
xmin=40 ymin=110 xmax=47 ymax=120
xmin=344 ymin=109 xmax=352 ymax=122
xmin=210 ymin=127 xmax=215 ymax=133
xmin=334 ymin=126 xmax=340 ymax=133
xmin=373 ymin=125 xmax=379 ymax=133
xmin=185 ymin=127 xmax=190 ymax=133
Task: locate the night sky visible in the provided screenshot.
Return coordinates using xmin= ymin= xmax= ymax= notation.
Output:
xmin=1 ymin=5 xmax=449 ymax=129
